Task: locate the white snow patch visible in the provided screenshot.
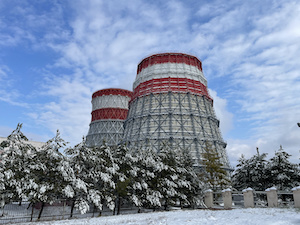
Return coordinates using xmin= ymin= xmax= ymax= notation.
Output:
xmin=242 ymin=187 xmax=253 ymax=193
xmin=22 ymin=208 xmax=300 ymax=225
xmin=265 ymin=187 xmax=277 ymax=192
xmin=291 ymin=186 xmax=300 ymax=191
xmin=221 ymin=188 xmax=231 ymax=193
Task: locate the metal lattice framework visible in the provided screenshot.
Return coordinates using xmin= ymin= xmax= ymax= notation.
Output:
xmin=123 ymin=53 xmax=231 ymax=169
xmin=86 ymin=88 xmax=132 ymax=147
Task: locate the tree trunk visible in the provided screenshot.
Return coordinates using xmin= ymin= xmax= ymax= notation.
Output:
xmin=37 ymin=202 xmax=45 ymax=220
xmin=92 ymin=204 xmax=96 ymax=217
xmin=70 ymin=200 xmax=75 ymax=218
xmin=30 ymin=204 xmax=34 ymax=222
xmin=113 ymin=200 xmax=116 ymax=215
xmin=164 ymin=198 xmax=168 ymax=211
xmin=1 ymin=204 xmax=5 ymax=217
xmin=27 ymin=202 xmax=32 ymax=210
xmin=117 ymin=196 xmax=121 ymax=215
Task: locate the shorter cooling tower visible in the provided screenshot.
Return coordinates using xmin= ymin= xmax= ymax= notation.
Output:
xmin=86 ymin=88 xmax=132 ymax=147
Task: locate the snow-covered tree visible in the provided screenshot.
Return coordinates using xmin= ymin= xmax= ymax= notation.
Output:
xmin=130 ymin=146 xmax=204 ymax=210
xmin=65 ymin=140 xmax=118 ymax=215
xmin=231 ymin=154 xmax=249 ymax=190
xmin=64 ymin=137 xmax=96 ymax=216
xmin=130 ymin=148 xmax=162 ymax=211
xmin=267 ymin=145 xmax=300 ymax=191
xmin=28 ymin=130 xmax=76 ymax=219
xmin=110 ymin=144 xmax=138 ymax=215
xmin=91 ymin=144 xmax=118 ymax=212
xmin=232 ymin=148 xmax=269 ymax=191
xmin=0 ymin=123 xmax=37 ymax=206
xmin=176 ymin=148 xmax=204 ymax=208
xmin=155 ymin=147 xmax=182 ymax=210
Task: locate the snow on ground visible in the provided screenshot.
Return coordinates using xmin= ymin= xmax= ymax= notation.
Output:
xmin=23 ymin=208 xmax=300 ymax=225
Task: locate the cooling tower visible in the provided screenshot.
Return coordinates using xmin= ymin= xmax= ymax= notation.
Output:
xmin=123 ymin=53 xmax=230 ymax=170
xmin=86 ymin=88 xmax=132 ymax=147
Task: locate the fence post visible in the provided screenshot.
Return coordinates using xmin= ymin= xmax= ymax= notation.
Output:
xmin=222 ymin=188 xmax=232 ymax=209
xmin=242 ymin=187 xmax=254 ymax=208
xmin=292 ymin=186 xmax=300 ymax=208
xmin=204 ymin=189 xmax=214 ymax=208
xmin=265 ymin=187 xmax=278 ymax=207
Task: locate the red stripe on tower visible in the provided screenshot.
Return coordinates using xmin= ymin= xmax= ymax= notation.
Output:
xmin=137 ymin=53 xmax=203 ymax=74
xmin=91 ymin=108 xmax=128 ymax=121
xmin=132 ymin=77 xmax=212 ymax=101
xmin=92 ymin=88 xmax=133 ymax=99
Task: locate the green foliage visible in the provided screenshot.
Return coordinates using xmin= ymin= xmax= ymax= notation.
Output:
xmin=0 ymin=123 xmax=37 ymax=205
xmin=0 ymin=123 xmax=205 ymax=214
xmin=232 ymin=146 xmax=300 ymax=191
xmin=200 ymin=142 xmax=231 ymax=191
xmin=232 ymin=148 xmax=269 ymax=191
xmin=267 ymin=146 xmax=300 ymax=191
xmin=29 ymin=130 xmax=74 ymax=205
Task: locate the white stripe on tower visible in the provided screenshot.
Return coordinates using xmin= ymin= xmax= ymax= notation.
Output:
xmin=133 ymin=63 xmax=207 ymax=89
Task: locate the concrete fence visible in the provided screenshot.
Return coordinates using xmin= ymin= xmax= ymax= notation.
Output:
xmin=204 ymin=186 xmax=300 ymax=209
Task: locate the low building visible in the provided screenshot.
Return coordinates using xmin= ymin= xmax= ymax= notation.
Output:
xmin=0 ymin=137 xmax=45 ymax=149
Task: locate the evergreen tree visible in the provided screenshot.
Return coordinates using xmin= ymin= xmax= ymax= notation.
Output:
xmin=64 ymin=138 xmax=97 ymax=215
xmin=28 ymin=130 xmax=76 ymax=219
xmin=231 ymin=154 xmax=249 ymax=190
xmin=92 ymin=144 xmax=118 ymax=213
xmin=176 ymin=148 xmax=204 ymax=208
xmin=0 ymin=123 xmax=37 ymax=206
xmin=130 ymin=146 xmax=204 ymax=210
xmin=65 ymin=140 xmax=117 ymax=215
xmin=156 ymin=147 xmax=181 ymax=210
xmin=232 ymin=148 xmax=269 ymax=190
xmin=201 ymin=142 xmax=230 ymax=191
xmin=267 ymin=145 xmax=300 ymax=191
xmin=131 ymin=148 xmax=162 ymax=211
xmin=111 ymin=144 xmax=138 ymax=215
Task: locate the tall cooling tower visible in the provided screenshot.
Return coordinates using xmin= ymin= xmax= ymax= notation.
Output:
xmin=86 ymin=88 xmax=132 ymax=147
xmin=123 ymin=53 xmax=230 ymax=170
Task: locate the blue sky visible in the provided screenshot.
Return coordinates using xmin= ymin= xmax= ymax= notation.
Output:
xmin=0 ymin=0 xmax=299 ymax=166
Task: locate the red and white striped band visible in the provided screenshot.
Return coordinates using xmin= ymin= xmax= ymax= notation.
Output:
xmin=132 ymin=77 xmax=212 ymax=101
xmin=91 ymin=108 xmax=129 ymax=121
xmin=92 ymin=88 xmax=133 ymax=99
xmin=137 ymin=53 xmax=202 ymax=74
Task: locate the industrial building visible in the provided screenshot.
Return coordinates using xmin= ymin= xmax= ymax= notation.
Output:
xmin=86 ymin=53 xmax=230 ymax=170
xmin=86 ymin=88 xmax=132 ymax=147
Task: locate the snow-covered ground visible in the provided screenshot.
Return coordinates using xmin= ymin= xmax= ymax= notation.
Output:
xmin=23 ymin=208 xmax=300 ymax=225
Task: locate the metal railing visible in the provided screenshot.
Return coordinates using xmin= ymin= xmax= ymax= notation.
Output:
xmin=0 ymin=200 xmax=142 ymax=224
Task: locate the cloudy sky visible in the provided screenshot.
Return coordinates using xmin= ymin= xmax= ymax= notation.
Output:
xmin=0 ymin=0 xmax=299 ymax=166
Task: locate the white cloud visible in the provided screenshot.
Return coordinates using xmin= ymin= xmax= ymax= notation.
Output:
xmin=209 ymin=89 xmax=233 ymax=136
xmin=0 ymin=65 xmax=29 ymax=107
xmin=26 ymin=1 xmax=300 ymax=157
xmin=199 ymin=1 xmax=300 ymax=164
xmin=1 ymin=0 xmax=300 ymax=166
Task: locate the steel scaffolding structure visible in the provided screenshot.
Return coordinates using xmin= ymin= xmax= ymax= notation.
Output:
xmin=123 ymin=53 xmax=230 ymax=169
xmin=86 ymin=88 xmax=132 ymax=147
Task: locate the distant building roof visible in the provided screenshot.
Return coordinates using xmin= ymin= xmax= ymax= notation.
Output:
xmin=0 ymin=137 xmax=45 ymax=149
